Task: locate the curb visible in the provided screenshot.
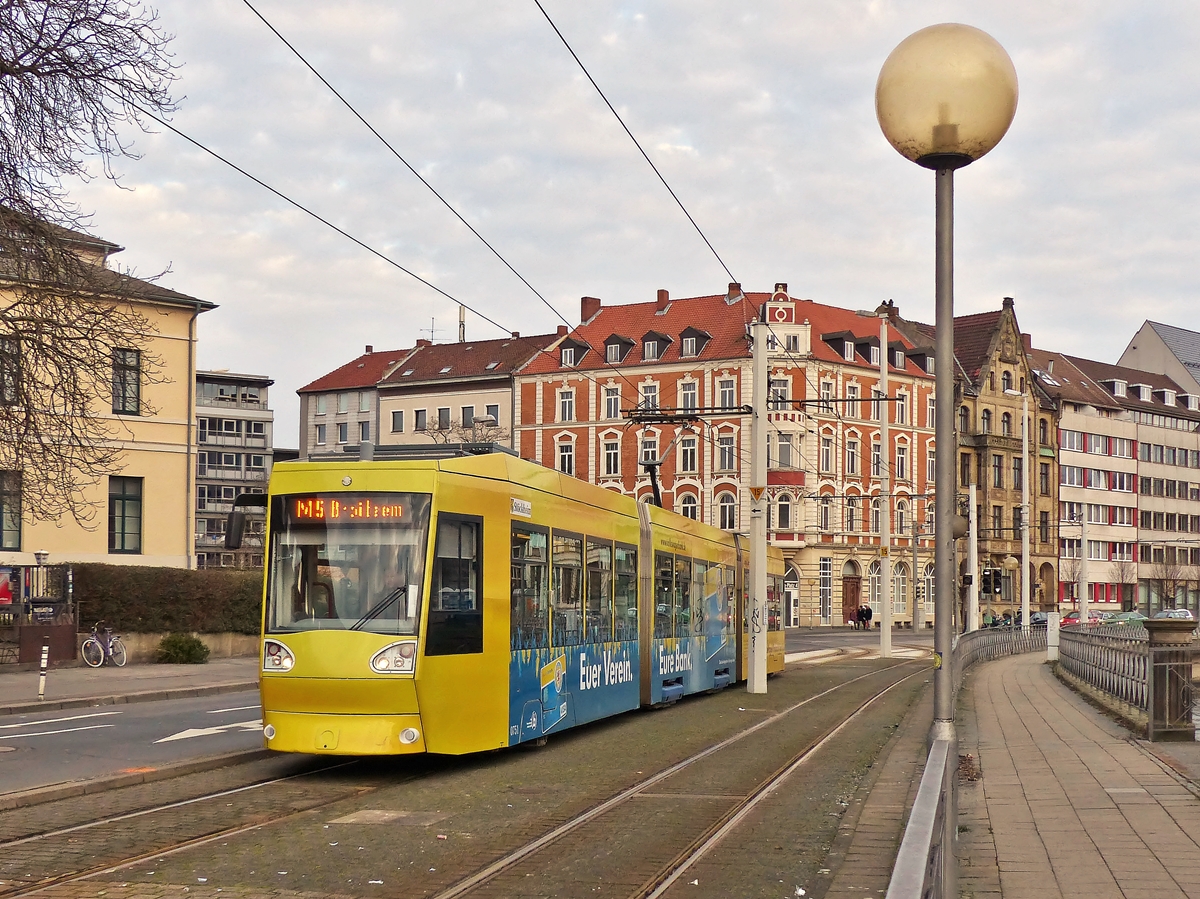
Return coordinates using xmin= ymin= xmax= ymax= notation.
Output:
xmin=0 ymin=680 xmax=260 ymax=717
xmin=0 ymin=747 xmax=273 ymax=811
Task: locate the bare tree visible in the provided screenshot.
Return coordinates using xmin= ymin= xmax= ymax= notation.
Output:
xmin=426 ymin=416 xmax=510 ymax=446
xmin=1110 ymin=557 xmax=1138 ymax=610
xmin=1150 ymin=556 xmax=1185 ymax=609
xmin=0 ymin=1 xmax=178 ymax=524
xmin=1060 ymin=557 xmax=1081 ymax=606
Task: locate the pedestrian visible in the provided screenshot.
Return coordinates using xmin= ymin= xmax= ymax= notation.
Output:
xmin=857 ymin=605 xmax=866 ymax=630
xmin=864 ymin=604 xmax=874 ymax=629
xmin=847 ymin=608 xmax=857 ymax=629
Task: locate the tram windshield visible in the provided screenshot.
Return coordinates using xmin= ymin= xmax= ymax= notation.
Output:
xmin=266 ymin=493 xmax=432 ymax=635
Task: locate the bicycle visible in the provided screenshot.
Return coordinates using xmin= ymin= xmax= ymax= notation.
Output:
xmin=81 ymin=621 xmax=127 ymax=668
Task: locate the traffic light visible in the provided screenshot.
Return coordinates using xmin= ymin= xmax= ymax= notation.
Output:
xmin=980 ymin=568 xmax=1002 ymax=595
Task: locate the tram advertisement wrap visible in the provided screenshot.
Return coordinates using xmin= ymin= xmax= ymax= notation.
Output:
xmin=509 ymin=644 xmax=638 ymax=744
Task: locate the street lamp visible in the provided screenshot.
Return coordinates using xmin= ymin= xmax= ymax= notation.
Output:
xmin=876 ymin=24 xmax=1018 ymax=749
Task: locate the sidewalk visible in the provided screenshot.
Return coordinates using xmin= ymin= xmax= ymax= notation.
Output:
xmin=0 ymin=656 xmax=259 ymax=716
xmin=957 ymin=652 xmax=1200 ymax=899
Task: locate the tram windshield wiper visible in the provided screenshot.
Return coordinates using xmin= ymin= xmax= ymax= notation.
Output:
xmin=350 ymin=587 xmax=405 ymax=631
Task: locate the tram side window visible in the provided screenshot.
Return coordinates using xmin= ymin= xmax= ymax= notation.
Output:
xmin=768 ymin=574 xmax=783 ymax=631
xmin=552 ymin=532 xmax=584 ymax=646
xmin=692 ymin=559 xmax=712 ymax=637
xmin=655 ymin=552 xmax=674 ymax=638
xmin=511 ymin=525 xmax=549 ymax=651
xmin=721 ymin=566 xmax=736 ymax=638
xmin=586 ymin=539 xmax=613 ymax=643
xmin=674 ymin=556 xmax=692 ymax=638
xmin=426 ymin=516 xmax=482 ymax=655
xmin=614 ymin=543 xmax=638 ymax=640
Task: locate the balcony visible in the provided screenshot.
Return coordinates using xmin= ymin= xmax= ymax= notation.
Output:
xmin=198 ymin=434 xmax=268 ymax=449
xmin=197 ymin=468 xmax=267 ymax=481
xmin=197 ymin=394 xmax=266 ymax=411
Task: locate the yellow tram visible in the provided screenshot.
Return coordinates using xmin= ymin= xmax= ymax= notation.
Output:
xmin=235 ymin=448 xmax=785 ymax=756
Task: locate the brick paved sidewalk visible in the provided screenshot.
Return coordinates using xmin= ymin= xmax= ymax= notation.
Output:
xmin=958 ymin=652 xmax=1200 ymax=899
xmin=0 ymin=656 xmax=259 ymax=715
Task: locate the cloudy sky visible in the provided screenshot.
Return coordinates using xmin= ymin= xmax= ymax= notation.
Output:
xmin=72 ymin=1 xmax=1200 ymax=442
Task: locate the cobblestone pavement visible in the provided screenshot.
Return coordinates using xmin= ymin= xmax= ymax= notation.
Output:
xmin=958 ymin=653 xmax=1200 ymax=899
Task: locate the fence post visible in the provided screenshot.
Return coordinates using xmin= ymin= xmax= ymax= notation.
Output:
xmin=1046 ymin=612 xmax=1060 ymax=662
xmin=1144 ymin=619 xmax=1196 ymax=742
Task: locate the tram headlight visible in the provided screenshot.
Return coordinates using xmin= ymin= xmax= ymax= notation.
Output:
xmin=399 ymin=727 xmax=420 ymax=744
xmin=263 ymin=639 xmax=295 ymax=672
xmin=370 ymin=641 xmax=417 ymax=674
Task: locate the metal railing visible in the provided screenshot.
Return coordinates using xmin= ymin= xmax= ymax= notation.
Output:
xmin=1058 ymin=624 xmax=1148 ymax=712
xmin=887 ymin=625 xmax=1047 ymax=899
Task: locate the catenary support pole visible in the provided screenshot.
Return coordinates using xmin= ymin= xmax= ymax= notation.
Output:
xmin=968 ymin=482 xmax=979 ymax=631
xmin=748 ymin=314 xmax=768 ymax=693
xmin=1021 ymin=393 xmax=1030 ymax=630
xmin=879 ymin=312 xmax=892 ymax=656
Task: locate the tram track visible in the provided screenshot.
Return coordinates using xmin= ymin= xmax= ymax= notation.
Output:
xmin=431 ymin=660 xmax=925 ymax=899
xmin=0 ymin=658 xmax=927 ymax=898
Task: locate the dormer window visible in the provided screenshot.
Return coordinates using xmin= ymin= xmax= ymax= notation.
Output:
xmin=561 ymin=347 xmax=575 ymax=367
xmin=1110 ymin=379 xmax=1126 ymax=397
xmin=893 ymin=349 xmax=905 ymax=369
xmin=607 ymin=344 xmax=620 ymax=363
xmin=604 ymin=334 xmax=634 ymax=364
xmin=1132 ymin=383 xmax=1152 ymax=401
xmin=1156 ymin=388 xmax=1176 ymax=406
xmin=643 ymin=341 xmax=658 ymax=361
xmin=679 ymin=326 xmax=709 ymax=359
xmin=681 ymin=336 xmax=697 ymax=357
xmin=641 ymin=330 xmax=671 ymax=362
xmin=870 ymin=346 xmax=880 ymax=366
xmin=1184 ymin=394 xmax=1200 ymax=411
xmin=843 ymin=342 xmax=854 ymax=362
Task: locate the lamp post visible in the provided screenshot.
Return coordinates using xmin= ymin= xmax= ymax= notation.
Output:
xmin=876 ymin=24 xmax=1018 ymax=747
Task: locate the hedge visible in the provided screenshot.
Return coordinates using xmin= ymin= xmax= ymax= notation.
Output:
xmin=72 ymin=564 xmax=263 ymax=634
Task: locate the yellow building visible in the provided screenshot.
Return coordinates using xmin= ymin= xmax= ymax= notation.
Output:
xmin=0 ymin=226 xmax=214 ymax=571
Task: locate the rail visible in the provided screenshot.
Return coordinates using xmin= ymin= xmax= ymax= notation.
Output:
xmin=887 ymin=625 xmax=1047 ymax=899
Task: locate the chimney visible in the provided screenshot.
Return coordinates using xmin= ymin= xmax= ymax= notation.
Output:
xmin=774 ymin=282 xmax=788 ymax=294
xmin=1022 ymin=332 xmax=1031 ymax=351
xmin=727 ymin=282 xmax=742 ymax=299
xmin=656 ymin=288 xmax=670 ymax=311
xmin=511 ymin=331 xmax=520 ymax=338
xmin=557 ymin=325 xmax=568 ymax=337
xmin=1002 ymin=296 xmax=1014 ymax=309
xmin=364 ymin=345 xmax=373 ymax=354
xmin=416 ymin=339 xmax=431 ymax=348
xmin=581 ymin=296 xmax=602 ymax=322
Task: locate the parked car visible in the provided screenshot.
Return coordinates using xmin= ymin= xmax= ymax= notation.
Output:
xmin=1061 ymin=610 xmax=1106 ymax=626
xmin=1109 ymin=611 xmax=1148 ymax=626
xmin=1152 ymin=608 xmax=1196 ymax=620
xmin=1028 ymin=611 xmax=1049 ymax=626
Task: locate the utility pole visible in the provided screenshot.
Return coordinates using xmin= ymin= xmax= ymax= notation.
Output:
xmin=748 ymin=313 xmax=768 ymax=693
xmin=1079 ymin=514 xmax=1089 ymax=622
xmin=968 ymin=482 xmax=979 ymax=631
xmin=878 ymin=308 xmax=892 ymax=657
xmin=912 ymin=513 xmax=921 ymax=630
xmin=1020 ymin=393 xmax=1030 ymax=629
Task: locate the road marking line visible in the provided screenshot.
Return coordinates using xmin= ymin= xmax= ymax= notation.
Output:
xmin=155 ymin=719 xmax=263 ymax=743
xmin=207 ymin=705 xmax=261 ymax=714
xmin=3 ymin=724 xmax=116 ymax=739
xmin=0 ymin=711 xmax=123 ymax=730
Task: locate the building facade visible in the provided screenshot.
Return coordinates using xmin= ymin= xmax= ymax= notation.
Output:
xmin=194 ymin=371 xmax=277 ymax=568
xmin=0 ymin=226 xmax=214 ymax=571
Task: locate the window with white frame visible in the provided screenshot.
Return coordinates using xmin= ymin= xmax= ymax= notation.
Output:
xmin=718 ymin=435 xmax=736 ymax=471
xmin=846 ymin=384 xmax=860 ymax=419
xmin=641 ymin=437 xmax=658 ymax=463
xmin=773 ymin=379 xmax=791 ymax=411
xmin=820 ymin=436 xmax=833 ymax=472
xmin=868 ymin=559 xmax=881 ymax=611
xmin=846 ymin=439 xmax=859 ymax=475
xmin=777 ymin=494 xmax=791 ymax=529
xmin=870 ymin=345 xmax=881 ymax=366
xmin=777 ymin=433 xmax=793 ymax=468
xmin=927 ymin=449 xmax=936 ymax=485
xmin=719 ymin=379 xmax=736 ymax=409
xmin=1060 ymin=429 xmax=1082 ymax=451
xmin=718 ymin=493 xmax=736 ymax=530
xmin=895 ymin=393 xmax=907 ymax=425
xmin=337 ymin=422 xmax=349 ymax=443
xmin=359 ymin=392 xmax=370 ymax=413
xmin=558 ymin=442 xmax=575 ymax=476
xmin=786 ymin=334 xmax=800 ymax=353
xmin=871 ymin=498 xmax=881 ymax=532
xmin=1087 ymin=540 xmax=1107 ymax=561
xmin=606 ymin=343 xmax=621 ymax=363
xmin=605 ymin=387 xmax=620 ymax=419
xmin=872 ymin=442 xmax=882 ymax=477
xmin=559 ymin=389 xmax=575 ymax=422
xmin=680 ymin=437 xmax=697 ymax=473
xmin=315 ymin=395 xmax=327 ymax=415
xmin=819 ymin=381 xmax=833 ymax=413
xmin=680 ymin=381 xmax=697 ymax=411
xmin=819 ymin=496 xmax=832 ymax=531
xmin=359 ymin=421 xmax=370 ymax=442
xmin=871 ymin=389 xmax=882 ymax=421
xmin=846 ymin=496 xmax=859 ymax=531
xmin=896 ymin=444 xmax=908 ymax=480
xmin=640 ymin=384 xmax=658 ymax=410
xmin=315 ymin=424 xmax=326 ymax=445
xmin=680 ymin=494 xmax=698 ymax=519
xmin=894 ymin=562 xmax=908 ymax=616
xmin=682 ymin=336 xmax=697 ymax=357
xmin=643 ymin=341 xmax=658 ymax=360
xmin=603 ymin=440 xmax=620 ymax=476
xmin=927 ymin=396 xmax=936 ymax=428
xmin=843 ymin=341 xmax=855 ymax=362
xmin=561 ymin=347 xmax=575 ymax=367
xmin=896 ymin=499 xmax=908 ymax=534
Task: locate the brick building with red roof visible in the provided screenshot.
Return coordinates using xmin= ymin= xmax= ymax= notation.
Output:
xmin=516 ymin=284 xmax=937 ymax=627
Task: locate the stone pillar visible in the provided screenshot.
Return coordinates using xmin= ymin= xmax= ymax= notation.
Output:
xmin=1144 ymin=618 xmax=1198 ymax=742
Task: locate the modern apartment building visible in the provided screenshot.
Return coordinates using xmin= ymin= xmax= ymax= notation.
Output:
xmin=194 ymin=371 xmax=277 ymax=568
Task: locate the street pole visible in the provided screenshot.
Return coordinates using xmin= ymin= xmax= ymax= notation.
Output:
xmin=968 ymin=482 xmax=979 ymax=631
xmin=912 ymin=513 xmax=921 ymax=630
xmin=748 ymin=314 xmax=768 ymax=693
xmin=932 ymin=165 xmax=955 ymax=743
xmin=1021 ymin=393 xmax=1030 ymax=630
xmin=1079 ymin=513 xmax=1089 ymax=624
xmin=879 ymin=311 xmax=892 ymax=656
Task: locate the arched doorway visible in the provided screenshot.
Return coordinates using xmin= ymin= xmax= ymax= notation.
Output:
xmin=841 ymin=559 xmax=861 ymax=627
xmin=1039 ymin=562 xmax=1056 ymax=612
xmin=785 ymin=564 xmax=800 ymax=627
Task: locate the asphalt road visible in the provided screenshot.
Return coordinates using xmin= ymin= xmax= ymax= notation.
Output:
xmin=0 ymin=689 xmax=263 ymax=795
xmin=784 ymin=625 xmax=935 ymax=654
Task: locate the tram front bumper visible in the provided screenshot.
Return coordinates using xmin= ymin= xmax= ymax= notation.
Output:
xmin=263 ymin=710 xmax=426 ymax=755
